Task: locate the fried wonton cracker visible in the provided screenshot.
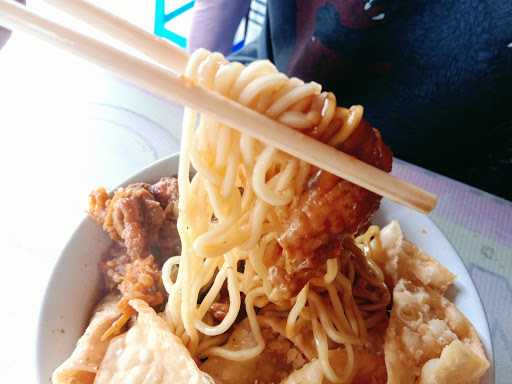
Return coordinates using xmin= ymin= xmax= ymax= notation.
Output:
xmin=201 ymin=315 xmax=387 ymax=384
xmin=281 ymin=359 xmax=324 ymax=384
xmin=94 ymin=299 xmax=213 ymax=384
xmin=52 ymin=294 xmax=120 ymax=384
xmin=377 ymin=221 xmax=455 ymax=292
xmin=280 ymin=347 xmax=387 ymax=384
xmin=385 ymin=279 xmax=489 ymax=384
xmin=200 ymin=316 xmax=310 ymax=384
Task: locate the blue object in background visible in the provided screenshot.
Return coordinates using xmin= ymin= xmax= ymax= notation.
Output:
xmin=154 ymin=0 xmax=195 ymax=49
xmin=154 ymin=0 xmax=264 ymax=52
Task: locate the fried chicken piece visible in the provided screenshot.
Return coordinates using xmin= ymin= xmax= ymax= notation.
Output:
xmin=267 ymin=237 xmax=345 ymax=297
xmin=148 ymin=177 xmax=181 ymax=257
xmin=89 ymin=183 xmax=165 ymax=259
xmin=117 ymin=256 xmax=165 ymax=310
xmin=101 ymin=243 xmax=131 ymax=291
xmin=89 ymin=187 xmax=110 ymax=223
xmin=109 ymin=185 xmax=165 ymax=259
xmin=90 ymin=178 xmax=181 ymax=260
xmin=149 ymin=176 xmax=179 ymax=216
xmin=157 ymin=217 xmax=181 ymax=258
xmin=90 ymin=178 xmax=181 ymax=315
xmin=279 ymin=119 xmax=392 ymax=278
xmin=100 ymin=245 xmax=165 ymax=312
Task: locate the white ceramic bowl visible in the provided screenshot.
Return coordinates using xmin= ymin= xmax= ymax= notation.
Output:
xmin=36 ymin=154 xmax=494 ymax=383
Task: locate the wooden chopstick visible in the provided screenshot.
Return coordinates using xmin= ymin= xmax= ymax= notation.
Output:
xmin=0 ymin=0 xmax=437 ymax=213
xmin=44 ymin=0 xmax=189 ymax=74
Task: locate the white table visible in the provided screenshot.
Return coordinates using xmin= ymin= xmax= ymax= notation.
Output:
xmin=0 ymin=29 xmax=183 ymax=382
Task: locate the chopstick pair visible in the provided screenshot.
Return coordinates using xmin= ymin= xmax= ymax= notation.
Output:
xmin=0 ymin=0 xmax=437 ymax=213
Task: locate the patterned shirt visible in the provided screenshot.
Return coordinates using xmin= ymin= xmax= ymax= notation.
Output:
xmin=233 ymin=0 xmax=512 ymax=200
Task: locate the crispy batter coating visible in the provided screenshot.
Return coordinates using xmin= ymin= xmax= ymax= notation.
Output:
xmin=89 ymin=177 xmax=180 ymax=314
xmin=116 ymin=256 xmax=165 ymax=311
xmin=278 ymin=120 xmax=392 ymax=288
xmin=149 ymin=177 xmax=179 ymax=216
xmin=89 ymin=183 xmax=164 ymax=258
xmin=100 ymin=243 xmax=131 ymax=292
xmin=157 ymin=216 xmax=181 ymax=259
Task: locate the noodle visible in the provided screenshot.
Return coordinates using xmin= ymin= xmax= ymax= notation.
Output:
xmin=286 ymin=283 xmax=309 ymax=338
xmin=205 ymin=287 xmax=266 ymax=361
xmin=309 ymin=290 xmax=361 ymax=346
xmin=196 ymin=261 xmax=241 ymax=336
xmin=324 ymin=258 xmax=339 ymax=284
xmin=312 ymin=308 xmax=354 ymax=383
xmin=161 ymin=48 xmax=390 ymax=380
